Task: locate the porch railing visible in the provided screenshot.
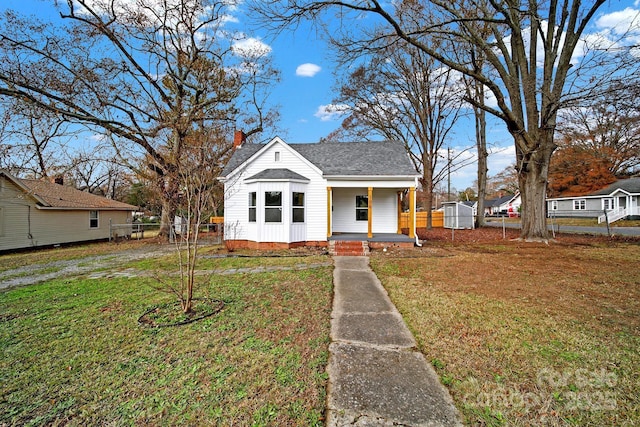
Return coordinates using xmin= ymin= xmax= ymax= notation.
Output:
xmin=598 ymin=207 xmax=628 ymax=224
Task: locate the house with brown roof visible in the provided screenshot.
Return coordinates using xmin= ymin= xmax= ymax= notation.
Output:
xmin=0 ymin=169 xmax=137 ymax=251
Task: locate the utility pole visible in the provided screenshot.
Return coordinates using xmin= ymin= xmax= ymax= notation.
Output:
xmin=447 ymin=147 xmax=451 ymax=201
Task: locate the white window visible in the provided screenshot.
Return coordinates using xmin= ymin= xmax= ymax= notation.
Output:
xmin=292 ymin=192 xmax=305 ymax=223
xmin=248 ymin=192 xmax=257 ymax=222
xmin=265 ymin=191 xmax=282 ymax=222
xmin=274 ymin=151 xmax=280 ymax=162
xmin=573 ymin=199 xmax=586 ymax=210
xmin=89 ymin=210 xmax=99 ymax=228
xmin=550 ymin=200 xmax=558 ymax=211
xmin=602 ymin=198 xmax=615 ymax=211
xmin=356 ymin=195 xmax=368 ymax=221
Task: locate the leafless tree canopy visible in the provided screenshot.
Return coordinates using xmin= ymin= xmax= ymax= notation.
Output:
xmin=253 ymin=0 xmax=640 ymax=240
xmin=1 ymin=0 xmax=279 ymax=237
xmin=327 ymin=34 xmax=467 ymax=224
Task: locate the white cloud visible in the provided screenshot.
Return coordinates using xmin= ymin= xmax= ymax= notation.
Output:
xmin=296 ymin=63 xmax=322 ymax=77
xmin=232 ymin=37 xmax=272 ymax=58
xmin=596 ymin=7 xmax=640 ymax=34
xmin=314 ymin=104 xmax=350 ymax=121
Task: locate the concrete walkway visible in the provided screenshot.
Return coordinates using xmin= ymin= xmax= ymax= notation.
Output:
xmin=327 ymin=256 xmax=462 ymax=426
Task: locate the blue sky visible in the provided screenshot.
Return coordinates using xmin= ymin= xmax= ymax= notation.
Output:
xmin=3 ymin=0 xmax=640 ymax=190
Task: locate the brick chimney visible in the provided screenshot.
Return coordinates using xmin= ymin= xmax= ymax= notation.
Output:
xmin=233 ymin=130 xmax=245 ymax=149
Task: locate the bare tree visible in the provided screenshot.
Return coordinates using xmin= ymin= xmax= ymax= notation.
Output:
xmin=253 ymin=0 xmax=640 ymax=240
xmin=556 ymin=82 xmax=640 ymax=178
xmin=0 ymin=0 xmax=278 ymax=239
xmin=487 ymin=165 xmax=520 ymax=196
xmin=0 ymin=101 xmax=74 ymax=178
xmin=156 ymin=128 xmax=227 ymax=313
xmin=328 ymin=34 xmax=466 ymax=227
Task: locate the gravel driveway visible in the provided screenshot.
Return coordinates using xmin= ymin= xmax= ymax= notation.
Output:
xmin=0 ymin=244 xmax=175 ymax=290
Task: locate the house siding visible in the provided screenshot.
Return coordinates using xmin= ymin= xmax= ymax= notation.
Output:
xmin=332 ymin=187 xmax=398 ymax=234
xmin=223 ymin=140 xmax=326 ymax=243
xmin=549 ymin=198 xmax=608 ymax=217
xmin=0 ymin=177 xmax=132 ymax=251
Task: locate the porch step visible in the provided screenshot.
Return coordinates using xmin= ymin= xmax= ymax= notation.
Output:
xmin=329 ymin=240 xmax=370 ymax=256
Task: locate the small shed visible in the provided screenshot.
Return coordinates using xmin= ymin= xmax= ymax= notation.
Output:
xmin=443 ymin=201 xmax=475 ymax=229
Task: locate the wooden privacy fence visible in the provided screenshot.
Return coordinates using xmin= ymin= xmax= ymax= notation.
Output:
xmin=399 ymin=211 xmax=444 ymax=228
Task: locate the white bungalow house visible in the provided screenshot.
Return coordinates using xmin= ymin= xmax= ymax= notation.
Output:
xmin=547 ymin=177 xmax=640 ymax=223
xmin=218 ymin=134 xmax=421 ymax=250
xmin=0 ymin=169 xmax=137 ymax=252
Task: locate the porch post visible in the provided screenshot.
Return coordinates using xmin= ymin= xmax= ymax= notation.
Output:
xmin=409 ymin=187 xmax=416 ymax=239
xmin=397 ymin=191 xmax=402 ymax=234
xmin=367 ymin=187 xmax=373 ymax=238
xmin=327 ymin=187 xmax=332 ymax=238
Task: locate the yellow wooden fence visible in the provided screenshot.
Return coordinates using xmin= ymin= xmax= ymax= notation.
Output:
xmin=399 ymin=211 xmax=443 ymax=228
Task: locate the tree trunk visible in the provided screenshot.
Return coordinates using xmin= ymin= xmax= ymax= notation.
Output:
xmin=517 ymin=133 xmax=555 ymax=241
xmin=158 ymin=171 xmax=178 ymax=241
xmin=159 ymin=198 xmax=175 ymax=240
xmin=475 ymin=105 xmax=488 ymax=228
xmin=422 ymin=163 xmax=434 ymax=229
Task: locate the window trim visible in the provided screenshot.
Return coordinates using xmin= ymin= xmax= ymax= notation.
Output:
xmin=356 ymin=195 xmax=368 ymax=221
xmin=264 ymin=191 xmax=282 ymax=223
xmin=602 ymin=198 xmax=615 ymax=211
xmin=573 ymin=199 xmax=586 ymax=210
xmin=89 ymin=210 xmax=99 ymax=228
xmin=248 ymin=192 xmax=257 ymax=223
xmin=292 ymin=192 xmax=305 ymax=223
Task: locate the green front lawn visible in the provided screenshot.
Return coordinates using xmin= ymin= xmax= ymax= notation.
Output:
xmin=0 ymin=253 xmax=333 ymax=426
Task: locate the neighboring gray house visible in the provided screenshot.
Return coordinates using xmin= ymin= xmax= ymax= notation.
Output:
xmin=219 ymin=135 xmax=420 ymax=249
xmin=443 ymin=201 xmax=475 ymax=229
xmin=547 ymin=177 xmax=640 ymax=223
xmin=0 ymin=170 xmax=137 ymax=251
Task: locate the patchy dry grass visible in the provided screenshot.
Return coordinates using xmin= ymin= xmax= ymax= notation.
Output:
xmin=0 ymin=240 xmax=159 ymax=272
xmin=0 ymin=249 xmax=333 ymax=426
xmin=371 ymin=237 xmax=639 ymax=426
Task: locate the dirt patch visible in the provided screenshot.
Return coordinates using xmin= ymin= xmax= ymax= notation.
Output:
xmin=374 ymin=228 xmax=640 ymax=332
xmin=415 ymin=226 xmax=640 ymax=245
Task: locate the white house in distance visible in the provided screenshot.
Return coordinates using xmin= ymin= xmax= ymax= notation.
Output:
xmin=484 ymin=193 xmax=521 ymax=217
xmin=0 ymin=169 xmax=137 ymax=252
xmin=218 ymin=133 xmax=420 ymax=250
xmin=547 ymin=177 xmax=640 ymax=223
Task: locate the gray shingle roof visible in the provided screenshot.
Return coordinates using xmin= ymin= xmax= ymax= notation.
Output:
xmin=590 ymin=177 xmax=640 ymax=196
xmin=484 ymin=195 xmax=514 ymax=207
xmin=246 ymin=168 xmax=310 ymax=182
xmin=221 ymin=139 xmax=418 ymax=177
xmin=221 ymin=143 xmax=262 ymax=176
